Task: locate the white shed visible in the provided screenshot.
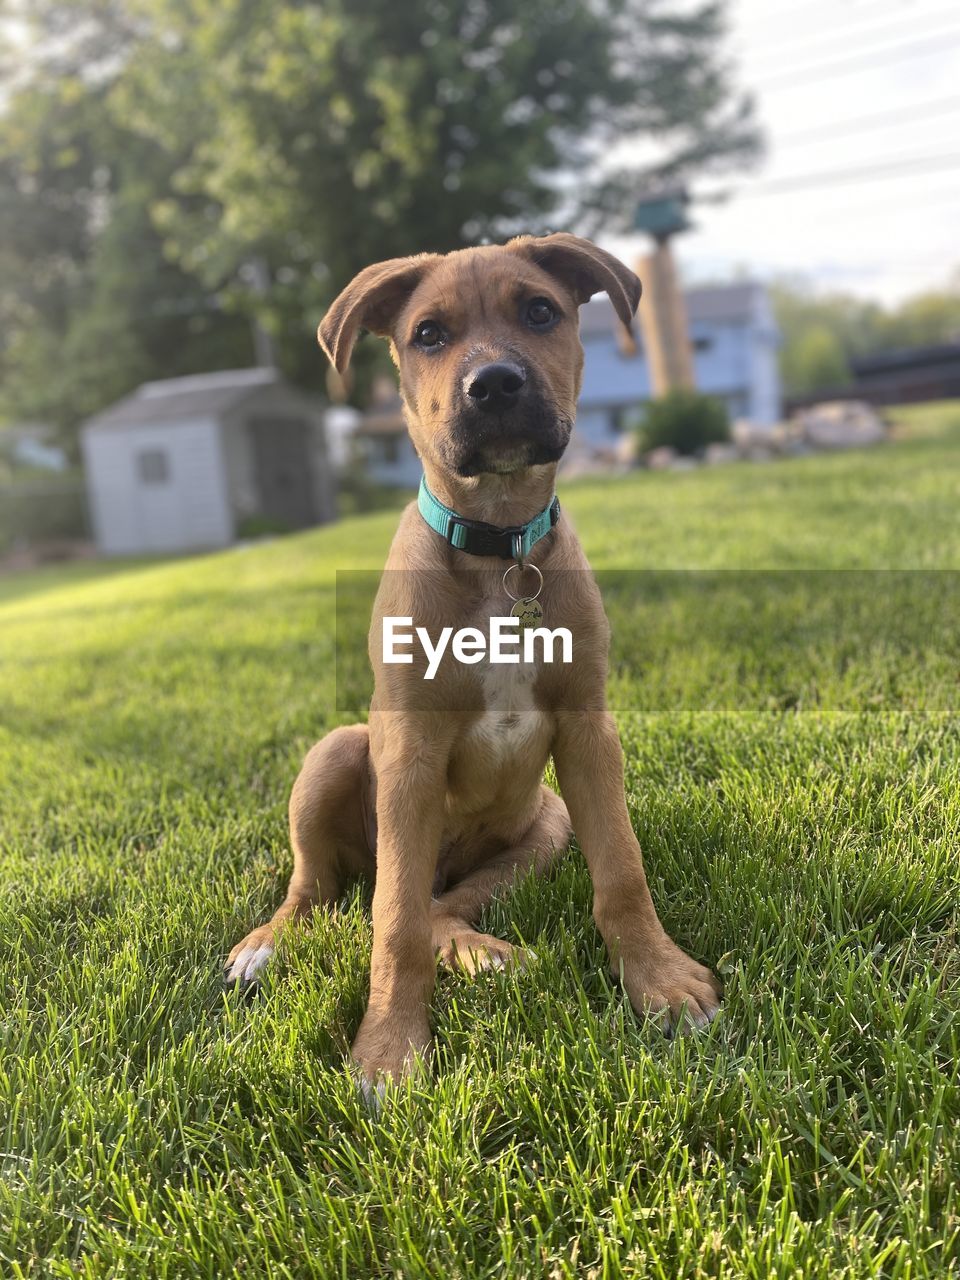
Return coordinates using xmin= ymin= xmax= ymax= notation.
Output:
xmin=81 ymin=368 xmax=335 ymax=555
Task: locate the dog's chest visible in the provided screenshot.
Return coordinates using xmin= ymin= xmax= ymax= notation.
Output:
xmin=462 ymin=655 xmax=549 ymax=761
xmin=446 ymin=587 xmax=556 ymax=782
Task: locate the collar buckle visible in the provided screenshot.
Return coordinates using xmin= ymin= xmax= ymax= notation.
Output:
xmin=445 ymin=515 xmax=468 ymax=551
xmin=418 ymin=475 xmax=560 ymax=560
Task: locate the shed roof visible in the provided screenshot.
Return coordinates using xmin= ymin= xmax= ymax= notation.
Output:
xmin=579 ymin=282 xmax=760 ymax=338
xmin=83 ymin=367 xmax=285 ymax=432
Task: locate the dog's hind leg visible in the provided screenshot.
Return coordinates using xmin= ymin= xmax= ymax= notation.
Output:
xmin=431 ymin=786 xmax=571 ymax=975
xmin=224 ymin=724 xmax=373 ymax=989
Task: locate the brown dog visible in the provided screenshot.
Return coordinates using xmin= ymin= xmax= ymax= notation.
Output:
xmin=225 ymin=234 xmax=721 ymax=1092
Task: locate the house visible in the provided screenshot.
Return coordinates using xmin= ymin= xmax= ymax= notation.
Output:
xmin=351 ymin=378 xmax=422 ymax=488
xmin=81 ymin=368 xmax=335 ymax=555
xmin=848 ymin=343 xmax=960 ymax=406
xmin=784 ymin=342 xmax=960 ymax=412
xmin=346 ymin=282 xmax=782 ymax=486
xmin=575 ymin=282 xmax=781 ymax=454
xmin=2 ymin=423 xmax=69 ymax=472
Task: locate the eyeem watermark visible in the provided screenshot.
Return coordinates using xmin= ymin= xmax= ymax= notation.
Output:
xmin=337 ymin=568 xmax=960 ymax=713
xmin=383 ymin=615 xmax=573 ymax=680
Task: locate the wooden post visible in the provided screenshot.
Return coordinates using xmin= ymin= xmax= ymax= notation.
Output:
xmin=636 ymin=240 xmax=695 ymax=397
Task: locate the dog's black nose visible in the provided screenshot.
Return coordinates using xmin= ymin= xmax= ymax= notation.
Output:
xmin=464 ymin=361 xmax=526 ymax=411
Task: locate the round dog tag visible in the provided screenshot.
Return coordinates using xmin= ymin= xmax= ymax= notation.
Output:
xmin=510 ymin=597 xmax=543 ymax=630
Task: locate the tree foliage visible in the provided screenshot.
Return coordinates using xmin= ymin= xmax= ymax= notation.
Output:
xmin=772 ymin=276 xmax=960 ymax=396
xmin=780 ymin=325 xmax=852 ymax=396
xmin=1 ymin=0 xmax=760 ymax=437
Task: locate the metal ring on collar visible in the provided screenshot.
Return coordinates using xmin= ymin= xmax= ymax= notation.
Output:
xmin=502 ymin=560 xmax=544 ymax=603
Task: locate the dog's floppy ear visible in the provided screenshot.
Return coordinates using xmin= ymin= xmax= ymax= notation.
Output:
xmin=317 ymin=253 xmax=439 ymax=374
xmin=510 ymin=232 xmax=641 ymax=328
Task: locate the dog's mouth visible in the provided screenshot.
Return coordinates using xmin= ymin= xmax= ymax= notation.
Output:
xmin=438 ymin=404 xmax=573 ymax=478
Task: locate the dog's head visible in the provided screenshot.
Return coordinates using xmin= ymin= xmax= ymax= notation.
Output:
xmin=318 ymin=234 xmax=641 ymax=478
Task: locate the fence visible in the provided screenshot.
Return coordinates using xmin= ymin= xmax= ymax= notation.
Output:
xmin=0 ymin=476 xmax=91 ymax=554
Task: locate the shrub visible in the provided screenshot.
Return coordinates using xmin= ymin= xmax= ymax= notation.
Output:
xmin=235 ymin=514 xmax=293 ymax=539
xmin=636 ymin=389 xmax=731 ymax=456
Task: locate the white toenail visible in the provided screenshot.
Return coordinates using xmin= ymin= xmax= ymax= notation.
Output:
xmin=226 ymin=946 xmax=254 ymax=982
xmin=358 ymin=1076 xmax=386 ymax=1113
xmin=242 ymin=944 xmax=274 ymax=981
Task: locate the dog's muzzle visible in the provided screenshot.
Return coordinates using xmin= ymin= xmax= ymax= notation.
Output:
xmin=442 ymin=360 xmax=572 ymax=477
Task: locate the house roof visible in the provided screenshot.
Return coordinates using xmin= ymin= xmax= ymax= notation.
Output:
xmin=579 ymin=282 xmax=760 ymax=338
xmin=83 ymin=367 xmax=284 ymax=431
xmin=851 ymin=342 xmax=960 ymax=375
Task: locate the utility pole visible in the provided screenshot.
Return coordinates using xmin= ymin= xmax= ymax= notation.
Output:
xmin=248 ymin=256 xmax=277 ymax=368
xmin=634 ymin=188 xmax=696 ymax=396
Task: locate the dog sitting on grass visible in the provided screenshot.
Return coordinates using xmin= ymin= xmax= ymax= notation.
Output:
xmin=225 ymin=234 xmax=720 ymax=1095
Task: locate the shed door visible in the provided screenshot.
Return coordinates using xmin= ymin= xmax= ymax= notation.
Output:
xmin=249 ymin=417 xmax=315 ymax=528
xmin=135 ymin=444 xmax=185 ymax=552
xmin=128 ymin=423 xmax=231 ymax=552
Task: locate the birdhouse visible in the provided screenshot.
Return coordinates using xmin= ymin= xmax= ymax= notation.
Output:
xmin=633 ymin=189 xmax=693 ymax=241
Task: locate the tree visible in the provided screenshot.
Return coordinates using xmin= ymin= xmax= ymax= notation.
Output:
xmin=878 ymin=287 xmax=960 ymax=350
xmin=1 ymin=0 xmax=761 ymax=433
xmin=0 ymin=17 xmax=254 ymax=441
xmin=780 ymin=326 xmax=851 ymax=396
xmin=771 ymin=276 xmax=960 ymax=397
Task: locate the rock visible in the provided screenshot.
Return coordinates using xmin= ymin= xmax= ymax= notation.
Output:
xmin=645 ymin=446 xmax=678 ymax=470
xmin=792 ymin=400 xmax=888 ymax=449
xmin=704 ymin=443 xmax=739 ymax=466
xmin=613 ymin=433 xmax=639 ymax=467
xmin=731 ymin=419 xmax=780 ymax=451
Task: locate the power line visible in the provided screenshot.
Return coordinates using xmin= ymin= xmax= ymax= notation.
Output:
xmin=735 ymin=0 xmax=916 ymax=34
xmin=736 ymin=2 xmax=960 ymax=66
xmin=774 ymin=186 xmax=960 ymax=220
xmin=729 ymin=186 xmax=960 ymax=223
xmin=754 ymin=28 xmax=960 ymax=91
xmin=827 ymin=263 xmax=959 ymax=273
xmin=777 ymin=94 xmax=960 ymax=147
xmin=710 ymin=151 xmax=960 ymax=199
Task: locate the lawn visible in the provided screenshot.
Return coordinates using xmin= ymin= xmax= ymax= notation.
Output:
xmin=2 ymin=404 xmax=960 ymax=1278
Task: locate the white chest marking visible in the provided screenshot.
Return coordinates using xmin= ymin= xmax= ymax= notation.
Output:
xmin=467 ymin=657 xmax=547 ymax=759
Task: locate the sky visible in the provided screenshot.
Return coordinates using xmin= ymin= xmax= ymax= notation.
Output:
xmin=605 ymin=0 xmax=960 ymax=304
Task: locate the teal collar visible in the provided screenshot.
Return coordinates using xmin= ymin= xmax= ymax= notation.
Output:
xmin=417 ymin=476 xmax=560 ymax=560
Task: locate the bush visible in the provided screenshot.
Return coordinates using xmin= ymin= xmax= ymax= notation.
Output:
xmin=636 ymin=389 xmax=731 ymax=456
xmin=235 ymin=514 xmax=293 ymax=540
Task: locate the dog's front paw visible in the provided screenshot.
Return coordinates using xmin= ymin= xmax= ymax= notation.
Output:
xmin=435 ymin=925 xmax=529 ymax=977
xmin=351 ymin=1009 xmax=432 ymax=1106
xmin=224 ymin=924 xmax=277 ymax=991
xmin=614 ymin=934 xmax=721 ymax=1036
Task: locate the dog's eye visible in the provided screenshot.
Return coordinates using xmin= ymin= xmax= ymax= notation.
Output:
xmin=414 ymin=321 xmax=444 ymax=348
xmin=526 ymin=298 xmax=556 ymax=328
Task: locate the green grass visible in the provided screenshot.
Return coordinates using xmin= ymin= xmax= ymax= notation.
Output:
xmin=2 ymin=403 xmax=960 ymax=1278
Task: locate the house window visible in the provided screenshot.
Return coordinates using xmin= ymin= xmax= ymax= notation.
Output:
xmin=693 ymin=335 xmax=714 ymax=353
xmin=137 ymin=449 xmax=170 ymax=484
xmin=375 ymin=436 xmax=400 ymax=464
